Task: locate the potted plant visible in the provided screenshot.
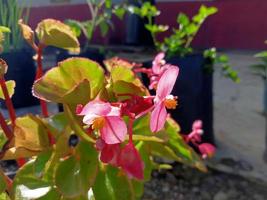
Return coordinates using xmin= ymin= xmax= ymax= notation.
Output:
xmin=0 ymin=18 xmax=216 ymax=199
xmin=0 ymin=0 xmax=37 ymax=108
xmin=128 ymin=3 xmax=239 ymax=143
xmin=251 ymin=50 xmax=267 ymax=162
xmin=57 ymin=0 xmax=126 ymax=64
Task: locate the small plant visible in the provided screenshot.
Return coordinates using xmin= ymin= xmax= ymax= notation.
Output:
xmin=129 ymin=3 xmax=239 ymax=82
xmin=251 ymin=50 xmax=267 ymax=79
xmin=0 ymin=19 xmax=215 ymax=199
xmin=66 ymin=0 xmax=126 ymax=51
xmin=0 ymin=0 xmax=30 ymax=52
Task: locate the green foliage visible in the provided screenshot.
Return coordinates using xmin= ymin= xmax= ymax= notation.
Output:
xmin=0 ymin=0 xmax=30 ymax=52
xmin=66 ymin=0 xmax=126 ymax=50
xmin=204 ymin=48 xmax=240 ymax=83
xmin=93 ymin=165 xmax=136 ymax=200
xmin=55 ymin=142 xmax=98 ymax=198
xmin=251 ymin=50 xmax=267 ymax=79
xmin=36 ymin=19 xmax=80 ymax=52
xmin=128 ymin=2 xmax=167 ymax=47
xmin=163 ymin=5 xmax=218 ymax=57
xmin=33 ymin=57 xmax=104 ymax=105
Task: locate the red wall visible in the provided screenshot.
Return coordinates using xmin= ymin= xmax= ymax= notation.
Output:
xmin=28 ymin=0 xmax=267 ymax=50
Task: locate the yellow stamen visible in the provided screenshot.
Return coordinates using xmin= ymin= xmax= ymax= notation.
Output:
xmin=164 ymin=98 xmax=178 ymax=109
xmin=92 ymin=117 xmax=106 ymax=130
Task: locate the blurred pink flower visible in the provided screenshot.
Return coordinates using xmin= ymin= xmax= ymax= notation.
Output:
xmin=78 ymin=100 xmax=127 ymax=144
xmin=187 ymin=120 xmax=204 ymax=143
xmin=198 ymin=143 xmax=216 ymax=159
xmin=150 ymin=66 xmax=179 ymax=132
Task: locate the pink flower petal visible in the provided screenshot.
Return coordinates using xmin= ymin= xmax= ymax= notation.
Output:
xmin=198 ymin=143 xmax=216 ymax=159
xmin=118 ymin=143 xmax=144 ymax=180
xmin=193 ymin=120 xmax=202 ymax=130
xmin=100 ymin=116 xmax=127 ymax=144
xmin=100 ymin=143 xmax=120 ymax=165
xmin=156 ymin=66 xmax=179 ymax=100
xmin=79 ymin=100 xmax=111 ymax=116
xmin=83 ymin=113 xmax=99 ymax=125
xmin=152 ymin=52 xmax=165 ymax=74
xmin=106 ymin=106 xmax=121 ymax=117
xmin=150 ymin=102 xmax=167 ymax=132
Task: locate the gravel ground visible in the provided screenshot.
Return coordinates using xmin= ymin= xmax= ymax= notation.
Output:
xmin=143 ymin=163 xmax=267 ymax=200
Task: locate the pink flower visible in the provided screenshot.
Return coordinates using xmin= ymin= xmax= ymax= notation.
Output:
xmin=118 ymin=143 xmax=144 ymax=180
xmin=187 ymin=120 xmax=204 ymax=143
xmin=78 ymin=100 xmax=127 ymax=144
xmin=198 ymin=143 xmax=216 ymax=159
xmin=149 ymin=53 xmax=169 ymax=90
xmin=150 ymin=66 xmax=179 ymax=132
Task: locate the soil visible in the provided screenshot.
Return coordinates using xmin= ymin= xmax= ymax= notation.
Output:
xmin=143 ymin=163 xmax=267 ymax=200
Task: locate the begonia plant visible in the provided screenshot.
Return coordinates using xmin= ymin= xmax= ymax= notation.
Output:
xmin=0 ymin=19 xmax=215 ymax=199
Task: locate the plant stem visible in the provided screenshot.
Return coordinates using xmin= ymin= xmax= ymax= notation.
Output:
xmin=35 ymin=44 xmax=55 ymax=144
xmin=63 ymin=104 xmax=95 ymax=144
xmin=0 ymin=111 xmax=12 ymax=140
xmin=0 ymin=78 xmax=16 ymax=128
xmin=128 ymin=117 xmax=134 ymax=144
xmin=36 ymin=44 xmax=49 ymax=117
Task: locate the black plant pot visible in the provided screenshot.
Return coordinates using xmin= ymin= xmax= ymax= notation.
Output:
xmin=0 ymin=50 xmax=39 ymax=108
xmin=144 ymin=53 xmax=214 ymax=144
xmin=56 ymin=47 xmax=105 ymax=66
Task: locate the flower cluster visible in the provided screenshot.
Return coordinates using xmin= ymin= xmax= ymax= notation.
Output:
xmin=184 ymin=120 xmax=216 ymax=159
xmin=77 ymin=53 xmax=215 ymax=180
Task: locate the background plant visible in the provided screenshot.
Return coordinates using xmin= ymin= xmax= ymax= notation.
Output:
xmin=66 ymin=0 xmax=126 ymax=51
xmin=129 ymin=3 xmax=239 ymax=82
xmin=0 ymin=0 xmax=31 ymax=52
xmin=0 ymin=18 xmax=215 ymax=199
xmin=251 ymin=50 xmax=267 ymax=79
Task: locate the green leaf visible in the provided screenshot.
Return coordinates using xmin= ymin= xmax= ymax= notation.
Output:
xmin=99 ymin=21 xmax=109 ymax=37
xmin=0 ymin=80 xmax=15 ymax=100
xmin=13 ymin=115 xmax=50 ymax=152
xmin=0 ymin=26 xmax=10 ymax=33
xmin=55 ymin=141 xmax=98 ymax=198
xmin=110 ymin=66 xmax=147 ymax=98
xmin=218 ymin=55 xmax=229 ymax=63
xmin=163 ymin=117 xmax=207 ymax=172
xmin=136 ymin=141 xmax=153 ymax=181
xmin=145 ymin=24 xmax=168 ymax=34
xmin=255 ymin=51 xmax=267 ymax=58
xmin=0 ymin=170 xmax=7 ymax=194
xmin=0 ymin=129 xmax=7 ymax=151
xmin=36 ymin=19 xmax=80 ymax=53
xmin=105 ymin=0 xmax=112 ymax=9
xmin=93 ymin=165 xmax=135 ymax=200
xmin=33 ymin=57 xmax=105 ymax=104
xmin=177 ymin=13 xmax=189 ymax=27
xmin=65 ymin=19 xmax=82 ymax=37
xmin=45 ymin=113 xmax=69 ymax=134
xmin=113 ymin=6 xmax=126 ymax=20
xmin=11 ymin=161 xmax=53 ymax=200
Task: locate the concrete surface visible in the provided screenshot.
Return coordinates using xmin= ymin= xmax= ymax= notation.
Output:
xmin=212 ymin=50 xmax=267 ymax=183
